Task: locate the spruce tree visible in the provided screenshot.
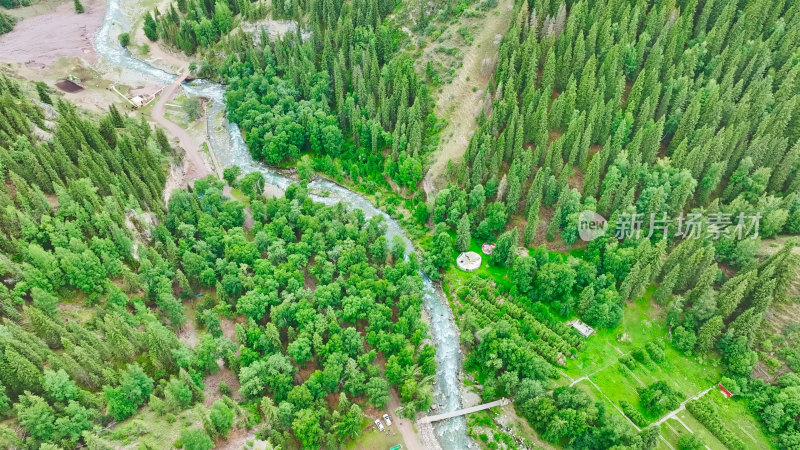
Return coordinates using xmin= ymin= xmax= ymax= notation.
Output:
xmin=695 ymin=316 xmax=724 ymax=353
xmin=35 ymin=82 xmax=51 ymax=105
xmin=456 ymin=213 xmax=471 ymax=252
xmin=143 ymin=11 xmax=158 ymax=41
xmin=108 ymin=104 xmax=124 ymax=128
xmin=492 ymin=228 xmax=518 ymax=267
xmin=4 ymin=348 xmax=41 ymax=391
xmin=523 ymin=198 xmax=540 ymax=246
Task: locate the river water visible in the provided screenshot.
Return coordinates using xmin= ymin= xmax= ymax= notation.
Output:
xmin=93 ymin=2 xmax=467 ymax=447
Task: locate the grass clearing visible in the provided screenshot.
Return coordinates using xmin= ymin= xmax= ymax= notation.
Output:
xmin=659 ymin=419 xmax=686 ymax=445
xmin=656 ymin=346 xmax=720 ymax=396
xmin=573 ymin=379 xmax=639 ymax=433
xmin=655 ymin=438 xmax=672 ymax=450
xmin=343 ymin=417 xmax=404 ymax=450
xmin=228 ymin=187 xmax=250 ymax=206
xmin=447 ymin=234 xmax=514 ymax=290
xmin=108 ymin=405 xmax=204 ymax=448
xmin=446 ymin=235 xmax=584 ymax=294
xmin=704 ymin=391 xmax=772 ymax=449
xmin=591 ymin=344 xmax=721 ymax=423
xmin=446 ymin=239 xmax=773 ymax=449
xmin=676 ymin=409 xmax=727 ymax=450
xmin=591 ymin=365 xmax=648 ymax=418
xmin=564 ymin=289 xmax=667 ymax=378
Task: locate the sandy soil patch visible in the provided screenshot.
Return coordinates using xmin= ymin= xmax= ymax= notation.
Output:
xmin=135 ymin=35 xmax=189 ymax=74
xmin=239 ymin=18 xmax=306 ymax=40
xmin=203 ymin=364 xmax=243 ymax=407
xmin=215 ymin=427 xmax=269 ymax=450
xmin=757 ymin=235 xmax=800 ymax=258
xmin=177 ymin=305 xmax=201 ymax=348
xmin=0 ymin=13 xmax=128 ymax=115
xmin=496 ymin=403 xmax=557 ymax=449
xmin=0 ymin=0 xmax=105 ymax=67
xmin=761 ymin=301 xmax=800 ymax=339
xmin=220 ymin=316 xmax=240 ymax=342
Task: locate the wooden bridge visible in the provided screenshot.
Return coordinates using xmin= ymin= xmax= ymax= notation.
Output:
xmin=417 ymin=398 xmax=511 ymax=424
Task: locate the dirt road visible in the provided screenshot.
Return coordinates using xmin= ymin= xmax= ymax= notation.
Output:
xmin=422 ymin=0 xmax=516 ymax=199
xmin=152 ymin=71 xmax=213 ymax=200
xmin=387 ymin=390 xmax=424 ymax=450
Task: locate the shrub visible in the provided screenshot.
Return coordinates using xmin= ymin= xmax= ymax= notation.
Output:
xmin=619 ymin=354 xmax=636 ymax=369
xmin=219 ymin=381 xmax=232 ymax=397
xmin=632 ymin=348 xmax=655 ymax=368
xmin=209 ymin=400 xmax=234 ymax=438
xmin=620 ymin=400 xmax=647 ymax=427
xmin=645 ymin=341 xmax=665 ymax=363
xmin=223 ymin=166 xmax=241 ymax=186
xmin=179 ymin=428 xmax=213 ymax=450
xmin=673 ymin=326 xmax=697 ymax=353
xmin=182 ymin=97 xmax=202 ymax=121
xmin=638 ymin=381 xmax=681 ymax=415
xmin=118 ymin=32 xmax=130 ymax=47
xmin=0 ymin=11 xmax=17 ymax=35
xmin=677 ymin=433 xmax=704 ymax=450
xmin=164 ymin=378 xmax=193 ymax=411
xmin=35 ymin=82 xmax=51 ymax=105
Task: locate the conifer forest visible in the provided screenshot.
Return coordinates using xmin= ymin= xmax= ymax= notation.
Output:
xmin=0 ymin=0 xmax=800 ymax=448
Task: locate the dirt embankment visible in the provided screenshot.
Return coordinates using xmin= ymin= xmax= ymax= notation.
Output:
xmin=0 ymin=0 xmax=105 ymax=68
xmin=422 ymin=0 xmax=516 ymax=199
xmin=129 ymin=0 xmax=190 ymax=73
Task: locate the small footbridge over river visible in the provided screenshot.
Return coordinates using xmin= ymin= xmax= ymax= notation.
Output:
xmin=418 ymin=398 xmax=511 ymax=424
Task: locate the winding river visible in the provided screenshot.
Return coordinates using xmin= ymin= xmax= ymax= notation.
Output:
xmin=93 ymin=1 xmax=467 ymax=448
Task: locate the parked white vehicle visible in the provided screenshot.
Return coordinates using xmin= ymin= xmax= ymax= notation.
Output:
xmin=374 ymin=419 xmax=385 ymax=432
xmin=383 ymin=413 xmax=392 ymax=426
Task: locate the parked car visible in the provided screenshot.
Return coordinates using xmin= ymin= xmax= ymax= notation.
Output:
xmin=383 ymin=413 xmax=392 ymax=426
xmin=374 ymin=419 xmax=385 ymax=432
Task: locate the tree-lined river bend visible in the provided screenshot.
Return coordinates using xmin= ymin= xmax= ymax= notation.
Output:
xmin=93 ymin=1 xmax=467 ymax=447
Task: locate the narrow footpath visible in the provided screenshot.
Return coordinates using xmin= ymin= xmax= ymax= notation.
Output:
xmin=388 ymin=390 xmax=424 ymax=450
xmin=652 ymin=386 xmax=714 ymax=426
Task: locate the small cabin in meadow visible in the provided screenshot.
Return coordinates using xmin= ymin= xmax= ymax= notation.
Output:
xmin=568 ymin=319 xmax=595 ymax=338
